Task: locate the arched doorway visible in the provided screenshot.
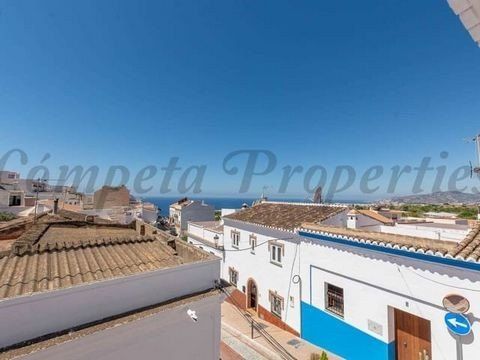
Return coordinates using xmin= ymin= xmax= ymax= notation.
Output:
xmin=247 ymin=279 xmax=258 ymax=310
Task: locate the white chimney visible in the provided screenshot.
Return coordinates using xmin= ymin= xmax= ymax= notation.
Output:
xmin=347 ymin=209 xmax=359 ymax=229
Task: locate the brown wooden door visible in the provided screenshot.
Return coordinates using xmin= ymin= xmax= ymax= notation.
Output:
xmin=248 ymin=281 xmax=257 ymax=308
xmin=395 ymin=309 xmax=432 ymax=360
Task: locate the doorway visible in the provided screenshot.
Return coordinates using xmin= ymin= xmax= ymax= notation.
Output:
xmin=247 ymin=279 xmax=258 ymax=310
xmin=394 ymin=309 xmax=432 ymax=360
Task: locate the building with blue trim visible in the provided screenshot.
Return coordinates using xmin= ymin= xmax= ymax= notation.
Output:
xmin=298 ymin=221 xmax=480 ymax=360
xmin=188 ymin=201 xmax=480 ymax=359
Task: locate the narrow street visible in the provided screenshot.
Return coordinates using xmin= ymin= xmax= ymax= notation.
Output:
xmin=221 ymin=302 xmax=341 ymax=360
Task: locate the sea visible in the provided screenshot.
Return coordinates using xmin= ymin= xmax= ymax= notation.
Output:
xmin=143 ymin=196 xmax=367 ymax=217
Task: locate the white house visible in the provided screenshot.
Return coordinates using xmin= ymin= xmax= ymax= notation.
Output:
xmin=0 ymin=171 xmax=20 ymax=185
xmin=0 ymin=185 xmax=25 ymax=207
xmin=347 ymin=209 xmax=471 ymax=242
xmin=298 ymin=223 xmax=480 ymax=360
xmin=169 ymin=198 xmax=214 ymax=235
xmin=221 ymin=201 xmax=348 ymax=335
xmin=187 ymin=221 xmax=225 ymax=277
xmin=214 ymin=201 xmax=480 ymax=360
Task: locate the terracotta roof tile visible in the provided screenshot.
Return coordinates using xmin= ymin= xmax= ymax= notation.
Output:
xmin=450 ymin=224 xmax=480 ymax=261
xmin=0 ymin=236 xmax=183 ymax=301
xmin=224 ymin=202 xmax=346 ymax=231
xmin=356 ymin=210 xmax=393 ymax=224
xmin=301 ymin=221 xmax=480 ymax=264
xmin=300 ymin=223 xmax=456 ymax=255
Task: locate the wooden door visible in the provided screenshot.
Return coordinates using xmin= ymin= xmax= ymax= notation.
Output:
xmin=395 ymin=309 xmax=432 ymax=360
xmin=248 ymin=280 xmax=257 ymax=309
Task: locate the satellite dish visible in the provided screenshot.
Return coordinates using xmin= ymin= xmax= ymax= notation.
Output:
xmin=442 ymin=294 xmax=470 ymax=314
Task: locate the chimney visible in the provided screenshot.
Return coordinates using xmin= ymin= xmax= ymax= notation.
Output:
xmin=347 ymin=209 xmax=359 ymax=229
xmin=53 ymin=198 xmax=59 ymax=215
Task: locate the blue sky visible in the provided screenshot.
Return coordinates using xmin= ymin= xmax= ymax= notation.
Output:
xmin=1 ymin=0 xmax=480 ymax=200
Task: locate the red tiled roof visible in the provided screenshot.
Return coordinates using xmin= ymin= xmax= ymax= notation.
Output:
xmin=224 ymin=202 xmax=346 ymax=231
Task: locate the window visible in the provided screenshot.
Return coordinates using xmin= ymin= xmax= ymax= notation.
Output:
xmin=231 ymin=231 xmax=240 ymax=248
xmin=249 ymin=235 xmax=256 ymax=254
xmin=269 ymin=291 xmax=284 ymax=317
xmin=270 ymin=242 xmax=283 ymax=265
xmin=9 ymin=195 xmax=21 ymax=206
xmin=325 ymin=283 xmax=344 ymax=317
xmin=229 ymin=267 xmax=238 ymax=286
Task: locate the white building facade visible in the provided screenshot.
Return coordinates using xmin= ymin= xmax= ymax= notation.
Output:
xmin=169 ymin=198 xmax=215 ymax=235
xmin=298 ymin=225 xmax=480 ymax=360
xmin=212 ymin=202 xmax=480 ymax=360
xmin=187 ymin=205 xmax=480 ymax=360
xmin=186 ymin=221 xmax=225 ymax=277
xmin=220 ymin=202 xmax=348 ymax=336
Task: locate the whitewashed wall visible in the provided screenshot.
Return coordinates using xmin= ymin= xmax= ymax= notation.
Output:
xmin=21 ymin=292 xmax=223 ymax=360
xmin=0 ymin=259 xmax=220 ymax=349
xmin=300 ymin=236 xmax=480 ymax=360
xmin=188 ymin=222 xmax=224 ymax=247
xmin=379 ymin=223 xmax=468 ymax=242
xmin=222 ymin=220 xmax=301 ymax=332
xmin=187 ymin=223 xmax=225 ymax=277
xmin=347 ymin=213 xmax=383 ymax=229
xmin=180 ymin=203 xmax=214 ymax=232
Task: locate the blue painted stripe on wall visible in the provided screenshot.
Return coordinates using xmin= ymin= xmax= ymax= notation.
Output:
xmin=301 ymin=301 xmax=394 ymax=360
xmin=298 ymin=231 xmax=480 ymax=272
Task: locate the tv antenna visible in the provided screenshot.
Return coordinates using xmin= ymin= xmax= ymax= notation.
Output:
xmin=468 ymin=134 xmax=480 ymax=178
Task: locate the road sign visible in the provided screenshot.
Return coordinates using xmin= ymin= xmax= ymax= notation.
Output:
xmin=445 ymin=313 xmax=471 ymax=336
xmin=442 ymin=294 xmax=470 ymax=314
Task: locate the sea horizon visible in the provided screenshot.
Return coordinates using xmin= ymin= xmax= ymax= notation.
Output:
xmin=143 ymin=195 xmax=370 ymax=216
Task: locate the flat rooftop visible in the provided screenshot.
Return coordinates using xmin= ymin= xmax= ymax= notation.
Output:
xmin=189 ymin=221 xmax=224 ymax=233
xmin=401 ymin=222 xmax=469 ymax=231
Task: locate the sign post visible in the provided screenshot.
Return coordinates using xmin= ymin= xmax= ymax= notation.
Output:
xmin=442 ymin=294 xmax=472 ymax=360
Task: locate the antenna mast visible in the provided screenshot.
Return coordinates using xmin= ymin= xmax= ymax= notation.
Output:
xmin=474 ymin=134 xmax=480 ymax=174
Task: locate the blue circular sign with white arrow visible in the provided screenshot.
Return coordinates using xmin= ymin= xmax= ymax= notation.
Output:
xmin=445 ymin=313 xmax=471 ymax=336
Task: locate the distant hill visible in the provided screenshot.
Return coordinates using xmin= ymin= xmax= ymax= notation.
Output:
xmin=386 ymin=191 xmax=480 ymax=205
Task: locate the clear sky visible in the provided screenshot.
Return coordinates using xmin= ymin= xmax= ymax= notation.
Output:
xmin=1 ymin=0 xmax=480 ymax=200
